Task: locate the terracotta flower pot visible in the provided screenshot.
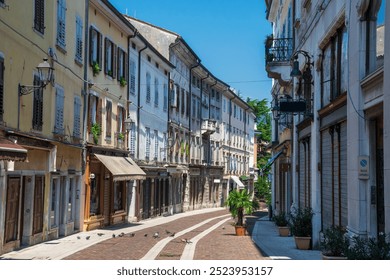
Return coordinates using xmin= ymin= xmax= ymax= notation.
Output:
xmin=321 ymin=253 xmax=347 ymax=260
xmin=278 ymin=226 xmax=289 ymax=237
xmin=294 ymin=236 xmax=311 ymax=250
xmin=235 ymin=226 xmax=246 ymax=236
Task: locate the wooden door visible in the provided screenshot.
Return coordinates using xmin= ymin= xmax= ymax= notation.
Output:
xmin=33 ymin=176 xmax=44 ymax=234
xmin=4 ymin=177 xmax=21 ymax=243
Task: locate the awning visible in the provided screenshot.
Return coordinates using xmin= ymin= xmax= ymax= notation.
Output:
xmin=0 ymin=138 xmax=28 ymax=162
xmin=231 ymin=175 xmax=245 ymax=189
xmin=262 ymin=150 xmax=284 ymax=171
xmin=94 ymin=154 xmax=146 ymax=181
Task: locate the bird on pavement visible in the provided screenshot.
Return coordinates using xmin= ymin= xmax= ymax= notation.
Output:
xmin=112 ymin=234 xmax=116 ymax=238
xmin=97 ymin=233 xmax=104 ymax=236
xmin=153 ymin=232 xmax=159 ymax=239
xmin=119 ymin=232 xmax=125 ymax=237
xmin=77 ymin=236 xmax=81 ymax=240
xmin=86 ymin=236 xmax=90 ymax=240
xmin=165 ymin=229 xmax=171 ymax=235
xmin=130 ymin=233 xmax=135 ymax=237
xmin=181 ymin=238 xmax=192 ymax=244
xmin=144 ymin=233 xmax=148 ymax=237
xmin=170 ymin=232 xmax=175 ymax=237
xmin=222 ymin=226 xmax=225 ymax=230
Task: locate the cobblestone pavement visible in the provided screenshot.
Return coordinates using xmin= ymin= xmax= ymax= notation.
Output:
xmin=64 ymin=209 xmax=269 ymax=260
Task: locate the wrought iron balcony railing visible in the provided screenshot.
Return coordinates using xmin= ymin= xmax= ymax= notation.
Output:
xmin=265 ymin=37 xmax=293 ymax=64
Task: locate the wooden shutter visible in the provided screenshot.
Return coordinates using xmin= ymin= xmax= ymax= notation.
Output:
xmin=98 ymin=32 xmax=103 ymax=67
xmin=112 ymin=43 xmax=117 ymax=79
xmin=34 ymin=0 xmax=45 ymax=34
xmin=73 ymin=96 xmax=81 ymax=138
xmin=33 ymin=176 xmax=44 ymax=234
xmin=32 ymin=75 xmax=43 ymax=131
xmin=124 ymin=52 xmax=128 ymax=82
xmin=89 ymin=26 xmax=94 ymax=66
xmin=104 ymin=38 xmax=109 ymax=74
xmin=0 ymin=57 xmax=4 ymax=122
xmin=55 ymin=86 xmax=64 ymax=134
xmin=97 ymin=97 xmax=102 ymax=126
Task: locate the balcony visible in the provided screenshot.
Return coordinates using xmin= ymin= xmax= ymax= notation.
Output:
xmin=201 ymin=119 xmax=216 ymax=136
xmin=265 ymin=37 xmax=293 ymax=85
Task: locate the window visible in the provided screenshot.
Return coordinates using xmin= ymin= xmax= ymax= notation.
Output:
xmin=321 ymin=25 xmax=347 ymax=107
xmin=233 ymin=104 xmax=237 ymax=118
xmin=154 ymin=130 xmax=159 ymax=160
xmin=73 ymin=96 xmax=81 ymax=139
xmin=145 ymin=127 xmax=150 ymax=160
xmin=54 ymin=85 xmax=65 ymax=134
xmin=50 ymin=178 xmax=60 ymax=228
xmin=117 ymin=48 xmax=127 ymax=83
xmin=34 ymin=0 xmax=45 ymax=34
xmin=113 ymin=181 xmax=125 ymax=211
xmin=181 ymin=88 xmax=185 ymax=115
xmin=146 ymin=72 xmax=151 ymax=103
xmin=130 ymin=59 xmax=136 ymax=95
xmin=175 ymin=85 xmax=180 ymax=112
xmin=67 ymin=178 xmax=76 ymax=222
xmin=32 ymin=74 xmax=43 ymax=131
xmin=89 ymin=26 xmax=102 ymax=70
xmin=105 ymin=99 xmax=112 ymax=138
xmin=154 ymin=77 xmax=159 ymax=107
xmin=90 ymin=176 xmax=100 ymax=215
xmin=104 ymin=38 xmax=116 ymax=78
xmin=163 ymin=83 xmax=168 ymax=111
xmin=129 ymin=124 xmax=136 ymax=157
xmin=56 ymin=0 xmax=66 ymax=49
xmin=0 ymin=56 xmax=4 ymax=122
xmin=162 ymin=133 xmax=167 ymax=161
xmin=117 ymin=106 xmax=125 ymax=136
xmin=186 ymin=91 xmax=190 ymax=117
xmin=75 ymin=16 xmax=83 ymax=63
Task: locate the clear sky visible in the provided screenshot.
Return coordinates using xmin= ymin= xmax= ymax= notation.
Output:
xmin=110 ymin=0 xmax=273 ymax=102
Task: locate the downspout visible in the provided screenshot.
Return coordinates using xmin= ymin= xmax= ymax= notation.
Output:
xmin=167 ymin=72 xmax=171 ymax=163
xmin=82 ymin=0 xmax=89 ymax=174
xmin=137 ymin=45 xmax=147 ymax=159
xmin=189 ymin=60 xmax=200 ymax=139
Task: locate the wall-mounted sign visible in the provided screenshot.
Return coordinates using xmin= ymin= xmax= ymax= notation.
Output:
xmin=358 ymin=155 xmax=369 ymax=180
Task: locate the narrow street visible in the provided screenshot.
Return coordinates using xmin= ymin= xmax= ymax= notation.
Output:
xmin=63 ymin=208 xmax=269 ymax=260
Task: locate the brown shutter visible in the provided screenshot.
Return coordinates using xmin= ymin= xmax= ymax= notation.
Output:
xmin=89 ymin=26 xmax=94 ymax=66
xmin=97 ymin=97 xmax=102 ymax=126
xmin=124 ymin=52 xmax=128 ymax=83
xmin=98 ymin=32 xmax=103 ymax=67
xmin=112 ymin=44 xmax=117 ymax=79
xmin=104 ymin=38 xmax=108 ymax=74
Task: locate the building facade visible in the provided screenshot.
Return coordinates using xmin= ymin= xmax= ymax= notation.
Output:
xmin=265 ymin=0 xmax=388 ymax=247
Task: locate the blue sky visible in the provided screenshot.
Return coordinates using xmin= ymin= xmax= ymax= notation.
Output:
xmin=110 ymin=0 xmax=272 ymax=102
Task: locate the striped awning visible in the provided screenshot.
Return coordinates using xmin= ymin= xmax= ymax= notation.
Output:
xmin=0 ymin=138 xmax=28 ymax=162
xmin=94 ymin=154 xmax=146 ymax=181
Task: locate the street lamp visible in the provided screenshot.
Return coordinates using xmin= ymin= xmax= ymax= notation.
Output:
xmin=124 ymin=116 xmax=135 ymax=132
xmin=19 ymin=58 xmax=54 ymax=96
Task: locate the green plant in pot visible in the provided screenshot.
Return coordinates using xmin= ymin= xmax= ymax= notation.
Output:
xmin=273 ymin=211 xmax=289 ymax=237
xmin=92 ymin=61 xmax=100 ymax=76
xmin=320 ymin=225 xmax=349 ymax=259
xmin=225 ymin=189 xmax=253 ymax=236
xmin=119 ymin=76 xmax=127 ymax=87
xmin=289 ymin=206 xmax=313 ymax=249
xmin=91 ymin=123 xmax=101 ymax=144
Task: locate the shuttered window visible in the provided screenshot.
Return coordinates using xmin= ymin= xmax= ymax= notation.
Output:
xmin=117 ymin=48 xmax=127 ymax=83
xmin=0 ymin=56 xmax=4 ymax=122
xmin=73 ymin=96 xmax=81 ymax=138
xmin=32 ymin=74 xmax=43 ymax=131
xmin=129 ymin=125 xmax=136 ymax=157
xmin=146 ymin=72 xmax=151 ymax=103
xmin=116 ymin=105 xmax=124 ymax=134
xmin=163 ymin=83 xmax=168 ymax=111
xmin=34 ymin=0 xmax=45 ymax=34
xmin=145 ymin=127 xmax=150 ymax=160
xmin=75 ymin=15 xmax=83 ymax=63
xmin=154 ymin=130 xmax=159 ymax=161
xmin=104 ymin=38 xmax=116 ymax=78
xmin=130 ymin=59 xmax=136 ymax=95
xmin=105 ymin=99 xmax=112 ymax=138
xmin=89 ymin=26 xmax=102 ymax=70
xmin=54 ymin=85 xmax=65 ymax=134
xmin=154 ymin=77 xmax=159 ymax=107
xmin=56 ymin=0 xmax=66 ymax=48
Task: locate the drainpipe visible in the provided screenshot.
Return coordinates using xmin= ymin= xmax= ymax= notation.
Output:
xmin=189 ymin=60 xmax=200 ymax=139
xmin=137 ymin=45 xmax=147 ymax=159
xmin=167 ymin=72 xmax=171 ymax=163
xmin=82 ymin=0 xmax=89 ymax=175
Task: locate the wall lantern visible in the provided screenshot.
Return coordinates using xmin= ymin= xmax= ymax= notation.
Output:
xmin=19 ymin=58 xmax=54 ymax=96
xmin=124 ymin=116 xmax=135 ymax=132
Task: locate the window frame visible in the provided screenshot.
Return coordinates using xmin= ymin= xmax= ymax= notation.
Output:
xmin=34 ymin=0 xmax=45 ymax=34
xmin=56 ymin=0 xmax=66 ymax=49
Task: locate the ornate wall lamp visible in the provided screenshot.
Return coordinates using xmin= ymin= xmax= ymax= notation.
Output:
xmin=18 ymin=58 xmax=54 ymax=96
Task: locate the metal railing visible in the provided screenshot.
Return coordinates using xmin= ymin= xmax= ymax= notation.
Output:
xmin=265 ymin=38 xmax=293 ymax=64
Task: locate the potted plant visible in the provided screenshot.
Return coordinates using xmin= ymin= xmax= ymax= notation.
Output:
xmin=346 ymin=233 xmax=390 ymax=260
xmin=91 ymin=123 xmax=101 ymax=144
xmin=289 ymin=206 xmax=313 ymax=250
xmin=272 ymin=211 xmax=289 ymax=237
xmin=117 ymin=132 xmax=124 ymax=141
xmin=225 ymin=189 xmax=253 ymax=236
xmin=320 ymin=225 xmax=349 ymax=259
xmin=92 ymin=61 xmax=100 ymax=76
xmin=119 ymin=76 xmax=127 ymax=87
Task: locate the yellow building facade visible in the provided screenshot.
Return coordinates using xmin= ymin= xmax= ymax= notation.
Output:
xmin=0 ymin=0 xmax=85 ymax=254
